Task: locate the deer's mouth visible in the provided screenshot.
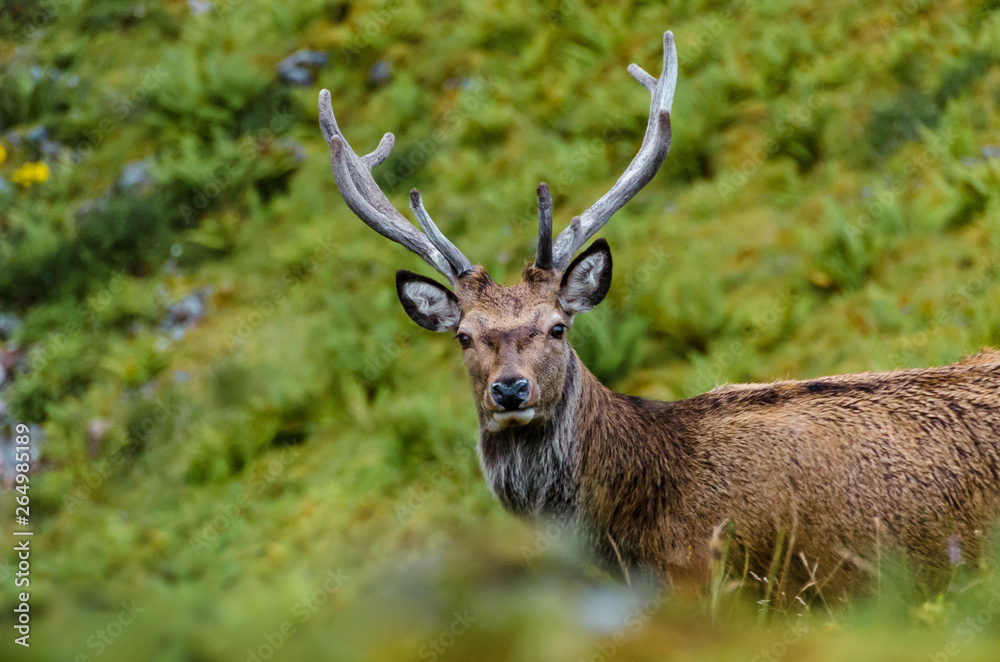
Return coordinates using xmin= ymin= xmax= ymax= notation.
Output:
xmin=490 ymin=407 xmax=536 ymax=430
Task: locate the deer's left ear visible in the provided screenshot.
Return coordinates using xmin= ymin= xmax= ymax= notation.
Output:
xmin=559 ymin=238 xmax=613 ymax=315
xmin=396 ymin=270 xmax=462 ymax=332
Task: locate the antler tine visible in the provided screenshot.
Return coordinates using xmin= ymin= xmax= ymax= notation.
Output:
xmin=535 ymin=183 xmax=553 ymax=270
xmin=409 ymin=189 xmax=475 ymax=277
xmin=551 ymin=31 xmax=678 ymax=271
xmin=318 ymin=89 xmax=469 ymax=283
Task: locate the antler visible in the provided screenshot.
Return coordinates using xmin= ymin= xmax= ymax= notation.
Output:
xmin=318 ymin=90 xmax=473 ymax=283
xmin=534 ymin=183 xmax=554 ymax=270
xmin=548 ymin=31 xmax=678 ymax=271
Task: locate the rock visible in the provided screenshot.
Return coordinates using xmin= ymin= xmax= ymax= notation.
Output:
xmin=118 ymin=159 xmax=154 ymax=191
xmin=576 ymin=584 xmax=653 ymax=635
xmin=164 ymin=291 xmax=205 ymax=327
xmin=75 ymin=197 xmax=109 ymax=222
xmin=275 ymin=137 xmax=306 ymax=164
xmin=87 ymin=419 xmax=112 ymax=457
xmin=277 ymin=50 xmax=329 ymax=85
xmin=40 ymin=138 xmax=62 ymax=161
xmin=4 ymin=131 xmax=23 ymax=149
xmin=188 ymin=0 xmax=211 ymax=15
xmin=0 ymin=347 xmax=21 ymax=373
xmin=0 ymin=314 xmax=21 ymax=341
xmin=369 ymin=60 xmax=392 ymax=85
xmin=0 ymin=422 xmax=44 ymax=489
xmin=25 ymin=125 xmax=48 ymax=142
xmin=160 ymin=287 xmax=213 ymax=341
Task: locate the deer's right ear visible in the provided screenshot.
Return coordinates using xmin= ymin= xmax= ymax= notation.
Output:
xmin=395 ymin=270 xmax=462 ymax=332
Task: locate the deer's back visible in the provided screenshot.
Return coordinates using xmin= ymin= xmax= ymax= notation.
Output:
xmin=672 ymin=351 xmax=1000 ymax=588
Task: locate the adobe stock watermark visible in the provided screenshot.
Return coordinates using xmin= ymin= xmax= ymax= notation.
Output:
xmin=393 ymin=444 xmax=477 ymax=523
xmin=73 ymin=601 xmax=145 ymax=661
xmin=340 ymin=0 xmax=406 ymax=61
xmin=685 ymin=287 xmax=798 ymax=397
xmin=544 ymin=0 xmax=581 ymax=23
xmin=27 ymin=271 xmax=128 ymax=374
xmin=715 ymin=92 xmax=828 ymax=202
xmin=682 ymin=2 xmax=750 ymax=63
xmin=928 ymin=586 xmax=1000 ymax=662
xmin=750 ymin=618 xmax=810 ymax=662
xmin=883 ymin=258 xmax=1000 ymax=369
xmin=850 ymin=129 xmax=954 ymax=232
xmin=62 ymin=65 xmax=167 ymax=174
xmin=570 ymin=245 xmax=669 ymax=344
xmin=224 ymin=233 xmax=337 ymax=352
xmin=362 ymin=330 xmax=414 ymax=384
xmin=378 ymin=75 xmax=498 ymax=191
xmin=521 ymin=520 xmax=574 ymax=565
xmin=418 ymin=610 xmax=477 ymax=662
xmin=244 ymin=567 xmax=349 ymax=662
xmin=1 ymin=0 xmax=74 ymax=42
xmin=177 ymin=108 xmax=295 ymax=224
xmin=508 ymin=126 xmax=628 ymax=232
xmin=577 ymin=587 xmax=670 ymax=662
xmin=872 ymin=0 xmax=933 ymax=41
xmin=682 ymin=0 xmax=928 ymax=67
xmin=63 ymin=391 xmax=186 ymax=515
xmin=188 ymin=446 xmax=300 ymax=555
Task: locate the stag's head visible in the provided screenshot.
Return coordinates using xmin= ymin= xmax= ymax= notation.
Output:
xmin=396 ymin=235 xmax=613 ymax=432
xmin=319 ymin=32 xmax=677 ymax=432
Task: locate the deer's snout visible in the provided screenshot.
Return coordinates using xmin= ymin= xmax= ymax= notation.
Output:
xmin=490 ymin=377 xmax=532 ymax=411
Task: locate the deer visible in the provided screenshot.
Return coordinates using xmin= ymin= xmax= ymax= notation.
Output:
xmin=318 ymin=32 xmax=1000 ymax=596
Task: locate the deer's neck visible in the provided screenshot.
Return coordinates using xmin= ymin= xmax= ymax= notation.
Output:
xmin=476 ymin=354 xmax=584 ymax=518
xmin=476 ymin=352 xmax=691 ymax=533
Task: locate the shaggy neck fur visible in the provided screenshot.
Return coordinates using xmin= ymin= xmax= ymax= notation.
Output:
xmin=476 ymin=349 xmax=693 ymax=573
xmin=476 ymin=353 xmax=583 ymax=518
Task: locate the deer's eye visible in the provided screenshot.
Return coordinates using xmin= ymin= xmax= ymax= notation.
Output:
xmin=455 ymin=333 xmax=472 ymax=349
xmin=549 ymin=324 xmax=567 ymax=340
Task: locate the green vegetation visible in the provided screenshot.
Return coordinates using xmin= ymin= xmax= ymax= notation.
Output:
xmin=2 ymin=0 xmax=1000 ymax=660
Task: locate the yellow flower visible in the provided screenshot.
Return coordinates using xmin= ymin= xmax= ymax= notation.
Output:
xmin=0 ymin=144 xmax=6 ymax=166
xmin=11 ymin=161 xmax=50 ymax=187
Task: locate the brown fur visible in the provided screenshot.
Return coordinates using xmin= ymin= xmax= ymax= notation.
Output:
xmin=407 ymin=262 xmax=1000 ymax=594
xmin=577 ymin=353 xmax=1000 ymax=592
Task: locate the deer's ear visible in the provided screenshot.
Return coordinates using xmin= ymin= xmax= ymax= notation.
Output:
xmin=396 ymin=270 xmax=462 ymax=332
xmin=559 ymin=238 xmax=613 ymax=315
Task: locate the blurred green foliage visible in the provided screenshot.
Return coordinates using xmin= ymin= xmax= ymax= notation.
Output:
xmin=1 ymin=0 xmax=1000 ymax=660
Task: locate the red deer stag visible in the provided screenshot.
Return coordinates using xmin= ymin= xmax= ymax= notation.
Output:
xmin=318 ymin=32 xmax=1000 ymax=593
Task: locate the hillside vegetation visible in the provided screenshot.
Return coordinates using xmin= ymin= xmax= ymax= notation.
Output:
xmin=2 ymin=0 xmax=1000 ymax=660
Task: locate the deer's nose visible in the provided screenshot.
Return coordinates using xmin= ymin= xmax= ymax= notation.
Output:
xmin=490 ymin=378 xmax=531 ymax=411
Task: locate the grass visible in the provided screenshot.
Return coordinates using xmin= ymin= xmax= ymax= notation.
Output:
xmin=1 ymin=0 xmax=1000 ymax=660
